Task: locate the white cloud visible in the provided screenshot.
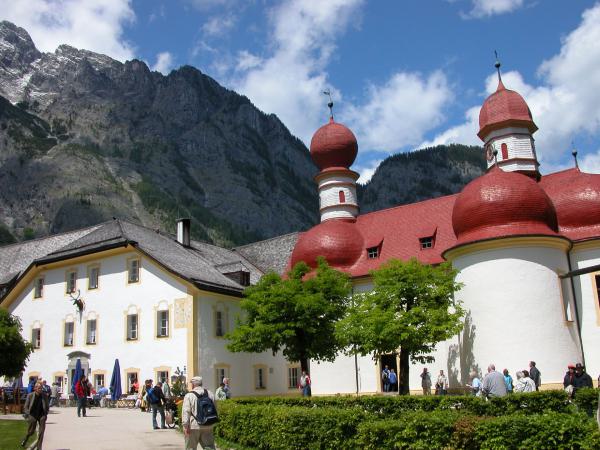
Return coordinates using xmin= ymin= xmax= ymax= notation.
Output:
xmin=230 ymin=0 xmax=365 ymax=144
xmin=151 ymin=52 xmax=174 ymax=74
xmin=465 ymin=0 xmax=524 ymax=18
xmin=355 ymin=158 xmax=384 ymax=184
xmin=202 ymin=15 xmax=236 ymax=37
xmin=0 ymin=0 xmax=135 ymax=61
xmin=426 ymin=4 xmax=600 ymax=167
xmin=343 ymin=71 xmax=452 ymax=152
xmin=235 ymin=51 xmax=262 ymax=71
xmin=420 ymin=106 xmax=481 ymax=148
xmin=580 ymin=149 xmax=600 ymax=174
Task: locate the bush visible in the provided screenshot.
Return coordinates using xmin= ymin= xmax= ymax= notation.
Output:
xmin=227 ymin=390 xmax=571 ymax=417
xmin=216 ymin=402 xmax=366 ymax=449
xmin=572 ymin=387 xmax=599 ymax=417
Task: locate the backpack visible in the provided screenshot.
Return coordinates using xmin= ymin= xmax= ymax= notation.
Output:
xmin=192 ymin=390 xmax=219 ymax=425
xmin=147 ymin=387 xmax=159 ymax=404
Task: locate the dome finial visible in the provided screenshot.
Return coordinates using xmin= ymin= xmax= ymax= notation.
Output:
xmin=571 ymin=141 xmax=579 ymax=169
xmin=323 ymin=89 xmax=334 ymax=121
xmin=494 ymin=50 xmax=504 ymax=90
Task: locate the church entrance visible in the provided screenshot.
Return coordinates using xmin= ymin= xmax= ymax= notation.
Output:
xmin=66 ymin=351 xmax=91 ymax=392
xmin=380 ymin=354 xmax=398 ymax=393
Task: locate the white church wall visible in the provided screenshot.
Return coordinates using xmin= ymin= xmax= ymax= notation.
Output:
xmin=442 ymin=244 xmax=580 ymax=390
xmin=570 ymin=244 xmax=600 ymax=380
xmin=9 ymin=250 xmax=189 ymax=391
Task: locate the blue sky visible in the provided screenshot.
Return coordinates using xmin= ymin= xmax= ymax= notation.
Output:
xmin=2 ymin=0 xmax=600 ymax=181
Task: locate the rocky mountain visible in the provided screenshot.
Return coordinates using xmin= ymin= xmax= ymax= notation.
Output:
xmin=0 ymin=20 xmax=318 ymax=246
xmin=358 ymin=144 xmax=486 ymax=213
xmin=0 ymin=21 xmax=486 ymax=247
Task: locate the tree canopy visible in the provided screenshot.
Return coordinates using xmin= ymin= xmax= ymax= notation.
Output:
xmin=226 ymin=258 xmax=351 ymax=371
xmin=0 ymin=308 xmax=33 ymax=378
xmin=336 ymin=258 xmax=464 ymax=394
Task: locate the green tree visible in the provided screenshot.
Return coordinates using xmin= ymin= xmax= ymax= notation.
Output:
xmin=336 ymin=258 xmax=464 ymax=394
xmin=0 ymin=309 xmax=33 ymax=378
xmin=226 ymin=258 xmax=351 ymax=371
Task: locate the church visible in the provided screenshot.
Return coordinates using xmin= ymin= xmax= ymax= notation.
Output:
xmin=1 ymin=65 xmax=599 ymax=395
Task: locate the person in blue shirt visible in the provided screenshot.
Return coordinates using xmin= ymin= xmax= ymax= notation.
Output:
xmin=388 ymin=369 xmax=398 ymax=393
xmin=503 ymin=369 xmax=514 ymax=394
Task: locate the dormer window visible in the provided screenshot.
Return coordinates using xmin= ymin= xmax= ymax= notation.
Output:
xmin=367 ymin=247 xmax=379 ymax=258
xmin=419 ymin=237 xmax=434 ymax=249
xmin=223 ymin=270 xmax=250 ymax=287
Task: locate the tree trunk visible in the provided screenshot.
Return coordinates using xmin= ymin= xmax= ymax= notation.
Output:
xmin=399 ymin=348 xmax=410 ymax=395
xmin=300 ymin=357 xmax=309 ymax=373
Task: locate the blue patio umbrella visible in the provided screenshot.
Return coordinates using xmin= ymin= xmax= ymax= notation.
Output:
xmin=109 ymin=359 xmax=122 ymax=401
xmin=72 ymin=358 xmax=82 ymax=394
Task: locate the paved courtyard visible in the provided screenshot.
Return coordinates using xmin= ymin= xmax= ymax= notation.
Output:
xmin=6 ymin=406 xmax=182 ymax=450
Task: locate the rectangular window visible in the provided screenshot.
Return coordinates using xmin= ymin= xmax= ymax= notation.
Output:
xmin=94 ymin=374 xmax=105 ymax=389
xmin=288 ymin=367 xmax=299 ymax=389
xmin=215 ymin=367 xmax=228 ymax=387
xmin=419 ymin=237 xmax=434 ymax=249
xmin=86 ymin=319 xmax=97 ymax=344
xmin=215 ymin=310 xmax=224 ymax=337
xmin=127 ymin=314 xmax=138 ymax=340
xmin=157 ymin=310 xmax=169 ymax=337
xmin=157 ymin=371 xmax=169 ymax=384
xmin=367 ymin=247 xmax=379 ymax=258
xmin=34 ymin=277 xmax=44 ymax=298
xmin=64 ymin=322 xmax=74 ymax=346
xmin=54 ymin=376 xmax=64 ymax=387
xmin=88 ymin=266 xmax=99 ymax=290
xmin=127 ymin=373 xmax=138 ymax=393
xmin=128 ymin=259 xmax=140 ymax=284
xmin=255 ymin=367 xmax=266 ymax=389
xmin=66 ymin=270 xmax=77 ymax=294
xmin=32 ymin=328 xmax=41 ymax=349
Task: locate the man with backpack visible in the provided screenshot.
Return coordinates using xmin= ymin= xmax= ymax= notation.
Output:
xmin=182 ymin=376 xmax=218 ymax=450
xmin=147 ymin=381 xmax=167 ymax=430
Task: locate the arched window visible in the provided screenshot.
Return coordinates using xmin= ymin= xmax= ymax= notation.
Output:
xmin=338 ymin=190 xmax=346 ymax=203
xmin=501 ymin=143 xmax=508 ymax=160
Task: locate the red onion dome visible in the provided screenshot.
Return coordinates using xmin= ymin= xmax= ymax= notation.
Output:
xmin=478 ymin=80 xmax=537 ymax=140
xmin=540 ymin=168 xmax=600 ymax=229
xmin=290 ymin=219 xmax=363 ymax=269
xmin=452 ymin=166 xmax=558 ymax=244
xmin=309 ymin=118 xmax=358 ymax=170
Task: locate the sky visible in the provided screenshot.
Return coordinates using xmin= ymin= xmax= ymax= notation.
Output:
xmin=2 ymin=0 xmax=600 ymax=182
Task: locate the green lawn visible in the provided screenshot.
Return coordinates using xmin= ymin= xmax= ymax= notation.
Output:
xmin=0 ymin=419 xmax=28 ymax=448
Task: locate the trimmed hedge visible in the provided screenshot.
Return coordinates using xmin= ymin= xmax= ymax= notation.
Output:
xmin=214 ymin=391 xmax=600 ymax=449
xmin=228 ymin=390 xmax=572 ymax=416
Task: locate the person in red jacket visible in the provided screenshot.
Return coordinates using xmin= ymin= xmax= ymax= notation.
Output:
xmin=75 ymin=376 xmax=90 ymax=417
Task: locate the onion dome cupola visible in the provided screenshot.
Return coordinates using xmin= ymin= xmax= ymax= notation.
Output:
xmin=478 ymin=55 xmax=540 ymax=178
xmin=451 ymin=166 xmax=558 ymax=245
xmin=290 ymin=219 xmax=364 ymax=269
xmin=309 ymin=94 xmax=360 ymax=222
xmin=540 ymin=166 xmax=600 ymax=238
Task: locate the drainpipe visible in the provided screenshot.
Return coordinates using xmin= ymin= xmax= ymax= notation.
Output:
xmin=566 ymin=244 xmax=586 ymax=367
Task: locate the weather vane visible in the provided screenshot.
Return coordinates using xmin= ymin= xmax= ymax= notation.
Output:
xmin=494 ymin=50 xmax=502 ymax=83
xmin=571 ymin=141 xmax=578 ymax=168
xmin=323 ymin=89 xmax=334 ymax=119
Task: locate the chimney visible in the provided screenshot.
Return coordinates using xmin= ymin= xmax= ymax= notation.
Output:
xmin=176 ymin=218 xmax=191 ymax=247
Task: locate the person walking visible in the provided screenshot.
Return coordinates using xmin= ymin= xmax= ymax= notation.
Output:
xmin=75 ymin=376 xmax=89 ymax=417
xmin=182 ymin=376 xmax=216 ymax=450
xmin=381 ymin=365 xmax=390 ymax=393
xmin=22 ymin=382 xmax=49 ymax=449
xmin=466 ymin=371 xmax=482 ymax=396
xmin=300 ymin=371 xmax=312 ymax=397
xmin=572 ymin=363 xmax=593 ymax=397
xmin=503 ymin=369 xmax=513 ymax=394
xmin=148 ymin=381 xmax=167 ymax=429
xmin=215 ymin=383 xmax=227 ymax=401
xmin=388 ymin=369 xmax=398 ymax=393
xmin=481 ymin=364 xmax=507 ymax=398
xmin=49 ymin=382 xmax=60 ymax=407
xmin=420 ymin=368 xmax=432 ymax=395
xmin=528 ymin=361 xmax=541 ymax=391
xmin=435 ymin=370 xmax=448 ymax=395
